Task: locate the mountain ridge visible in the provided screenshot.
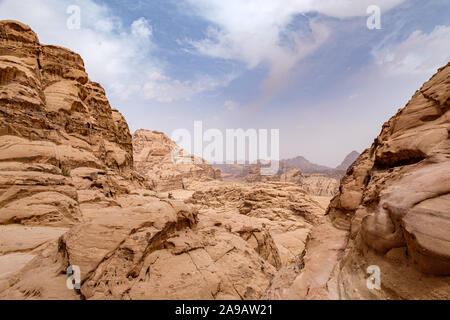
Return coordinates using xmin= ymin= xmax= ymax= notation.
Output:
xmin=214 ymin=151 xmax=361 ymax=179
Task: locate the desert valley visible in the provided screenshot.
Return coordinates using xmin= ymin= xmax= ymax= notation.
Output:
xmin=0 ymin=17 xmax=449 ymax=302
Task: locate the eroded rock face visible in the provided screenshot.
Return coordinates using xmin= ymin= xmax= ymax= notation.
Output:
xmin=133 ymin=129 xmax=221 ymax=192
xmin=328 ymin=62 xmax=450 ymax=299
xmin=0 ymin=20 xmax=157 ymax=298
xmin=1 ymin=21 xmax=321 ymax=300
xmin=0 ymin=20 xmax=146 ymax=228
xmin=9 ymin=19 xmax=447 ymax=301
xmin=188 ymin=181 xmax=328 ymax=268
xmin=298 ymin=174 xmax=339 ymax=197
xmin=244 ymin=166 xmax=339 ymax=197
xmin=183 ymin=180 xmax=340 ymax=300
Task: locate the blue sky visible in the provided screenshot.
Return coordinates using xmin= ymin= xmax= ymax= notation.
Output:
xmin=1 ymin=0 xmax=449 ymax=166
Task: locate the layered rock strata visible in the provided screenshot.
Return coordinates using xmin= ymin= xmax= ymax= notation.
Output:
xmin=327 ymin=62 xmax=450 ymax=299
xmin=133 ymin=129 xmax=221 ymax=192
xmin=0 ymin=21 xmax=327 ymax=300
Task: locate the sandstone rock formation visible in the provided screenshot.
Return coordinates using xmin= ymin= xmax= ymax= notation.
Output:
xmin=216 ymin=152 xmax=356 ymax=188
xmin=3 ymin=19 xmax=446 ymax=302
xmin=0 ymin=20 xmax=150 ymax=297
xmin=215 ymin=157 xmax=333 ymax=179
xmin=187 ymin=181 xmax=329 ymax=270
xmin=243 ymin=166 xmax=339 ymax=197
xmin=327 ymin=62 xmax=450 ymax=299
xmin=133 ymin=129 xmax=221 ymax=192
xmin=213 ymin=163 xmax=251 ymax=179
xmin=0 ymin=21 xmax=252 ymax=300
xmin=278 ymin=169 xmax=339 ymax=197
xmin=0 ymin=20 xmax=148 ymax=225
xmin=0 ymin=21 xmax=328 ymax=300
xmin=243 ymin=165 xmax=279 ymax=184
xmin=298 ymin=174 xmax=339 ymax=197
xmin=279 ymin=168 xmax=303 ymax=184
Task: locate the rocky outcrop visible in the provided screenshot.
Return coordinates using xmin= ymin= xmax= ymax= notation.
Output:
xmin=279 ymin=169 xmax=339 ymax=197
xmin=279 ymin=168 xmax=303 ymax=184
xmin=243 ymin=166 xmax=338 ymax=197
xmin=0 ymin=22 xmax=134 ymax=175
xmin=0 ymin=20 xmax=156 ymax=298
xmin=6 ymin=19 xmax=447 ymax=301
xmin=216 ymin=154 xmax=351 ymax=192
xmin=188 ymin=181 xmax=328 ymax=269
xmin=133 ymin=129 xmax=221 ymax=192
xmin=1 ymin=21 xmax=321 ymax=300
xmin=298 ymin=174 xmax=339 ymax=197
xmin=327 ymin=62 xmax=450 ymax=299
xmin=0 ymin=20 xmax=145 ymax=228
xmin=243 ymin=165 xmax=279 ymax=184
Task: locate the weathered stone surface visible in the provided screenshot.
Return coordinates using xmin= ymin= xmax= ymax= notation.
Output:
xmin=133 ymin=129 xmax=221 ymax=192
xmin=6 ymin=19 xmax=447 ymax=301
xmin=0 ymin=20 xmax=145 ymax=298
xmin=188 ymin=181 xmax=327 ymax=269
xmin=298 ymin=174 xmax=339 ymax=197
xmin=327 ymin=62 xmax=450 ymax=299
xmin=0 ymin=19 xmax=142 ymax=227
xmin=0 ymin=21 xmax=330 ymax=301
xmin=244 ymin=166 xmax=339 ymax=197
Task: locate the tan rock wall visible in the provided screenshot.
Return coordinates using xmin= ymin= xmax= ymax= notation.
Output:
xmin=327 ymin=62 xmax=450 ymax=299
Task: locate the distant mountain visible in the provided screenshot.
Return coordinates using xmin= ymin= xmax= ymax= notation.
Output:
xmin=212 ymin=151 xmax=360 ymax=180
xmin=280 ymin=151 xmax=361 ymax=178
xmin=215 ymin=152 xmax=360 ymax=180
xmin=281 ymin=156 xmax=334 ymax=175
xmin=335 ymin=151 xmax=360 ymax=171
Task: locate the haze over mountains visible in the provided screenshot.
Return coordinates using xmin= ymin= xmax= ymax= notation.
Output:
xmin=282 ymin=150 xmax=360 ymax=175
xmin=214 ymin=150 xmax=361 ymax=179
xmin=335 ymin=151 xmax=361 ymax=171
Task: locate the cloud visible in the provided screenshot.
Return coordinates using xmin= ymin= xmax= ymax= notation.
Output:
xmin=184 ymin=0 xmax=405 ymax=101
xmin=0 ymin=0 xmax=225 ymax=103
xmin=110 ymin=71 xmax=234 ymax=103
xmin=224 ymin=100 xmax=240 ymax=111
xmin=131 ymin=17 xmax=152 ymax=39
xmin=141 ymin=73 xmax=218 ymax=103
xmin=0 ymin=0 xmax=407 ymax=105
xmin=373 ymin=25 xmax=450 ymax=76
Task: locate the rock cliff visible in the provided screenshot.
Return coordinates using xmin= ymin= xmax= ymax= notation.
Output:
xmin=327 ymin=62 xmax=450 ymax=299
xmin=0 ymin=20 xmax=146 ymax=229
xmin=0 ymin=21 xmax=327 ymax=300
xmin=133 ymin=129 xmax=221 ymax=191
xmin=2 ymin=19 xmax=447 ymax=301
xmin=244 ymin=166 xmax=339 ymax=197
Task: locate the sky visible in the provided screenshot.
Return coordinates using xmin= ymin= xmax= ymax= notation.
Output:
xmin=0 ymin=0 xmax=449 ymax=167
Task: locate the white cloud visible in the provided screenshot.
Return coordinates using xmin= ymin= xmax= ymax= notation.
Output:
xmin=94 ymin=19 xmax=118 ymax=33
xmin=185 ymin=0 xmax=405 ymax=100
xmin=131 ymin=17 xmax=153 ymax=39
xmin=224 ymin=100 xmax=240 ymax=111
xmin=373 ymin=25 xmax=450 ymax=76
xmin=0 ymin=0 xmax=224 ymax=103
xmin=110 ymin=71 xmax=234 ymax=103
